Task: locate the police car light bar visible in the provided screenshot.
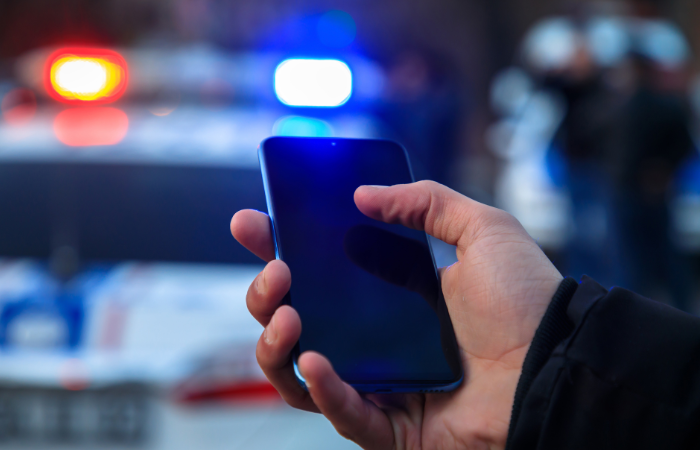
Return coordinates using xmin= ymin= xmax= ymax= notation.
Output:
xmin=45 ymin=48 xmax=128 ymax=104
xmin=274 ymin=58 xmax=352 ymax=107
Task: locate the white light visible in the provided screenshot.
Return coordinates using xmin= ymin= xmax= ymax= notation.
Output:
xmin=586 ymin=17 xmax=629 ymax=67
xmin=55 ymin=59 xmax=107 ymax=95
xmin=490 ymin=67 xmax=533 ymax=116
xmin=275 ymin=59 xmax=352 ymax=107
xmin=523 ymin=18 xmax=577 ymax=72
xmin=638 ymin=20 xmax=690 ymax=68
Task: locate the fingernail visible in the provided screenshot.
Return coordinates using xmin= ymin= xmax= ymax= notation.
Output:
xmin=264 ymin=314 xmax=278 ymax=345
xmin=256 ymin=267 xmax=268 ymax=294
xmin=299 ymin=366 xmax=312 ymax=389
xmin=365 ymin=185 xmax=388 ymax=189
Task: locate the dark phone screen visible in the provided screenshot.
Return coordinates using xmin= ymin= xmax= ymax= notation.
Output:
xmin=260 ymin=137 xmax=461 ymax=384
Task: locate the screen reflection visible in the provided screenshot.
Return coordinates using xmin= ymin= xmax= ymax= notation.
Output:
xmin=343 ymin=224 xmax=461 ymax=378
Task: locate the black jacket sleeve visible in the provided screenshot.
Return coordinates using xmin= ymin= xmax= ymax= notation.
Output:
xmin=506 ymin=276 xmax=700 ymax=450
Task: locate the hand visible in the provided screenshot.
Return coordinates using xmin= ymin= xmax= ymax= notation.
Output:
xmin=230 ymin=181 xmax=562 ymax=449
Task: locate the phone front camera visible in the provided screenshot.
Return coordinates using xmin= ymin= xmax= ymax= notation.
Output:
xmin=331 ymin=142 xmax=336 ymax=146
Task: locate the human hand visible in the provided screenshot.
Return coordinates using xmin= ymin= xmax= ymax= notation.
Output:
xmin=230 ymin=181 xmax=562 ymax=449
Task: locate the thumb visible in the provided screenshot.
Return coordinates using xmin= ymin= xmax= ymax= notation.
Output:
xmin=354 ymin=180 xmax=518 ymax=256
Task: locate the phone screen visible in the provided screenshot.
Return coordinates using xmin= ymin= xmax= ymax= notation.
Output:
xmin=260 ymin=137 xmax=462 ymax=388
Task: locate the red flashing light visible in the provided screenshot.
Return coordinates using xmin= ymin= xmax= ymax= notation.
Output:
xmin=45 ymin=48 xmax=128 ymax=104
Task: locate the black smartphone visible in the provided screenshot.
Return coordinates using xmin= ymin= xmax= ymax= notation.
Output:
xmin=259 ymin=136 xmax=463 ymax=393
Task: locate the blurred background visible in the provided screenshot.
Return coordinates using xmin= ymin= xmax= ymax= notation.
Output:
xmin=0 ymin=0 xmax=699 ymax=448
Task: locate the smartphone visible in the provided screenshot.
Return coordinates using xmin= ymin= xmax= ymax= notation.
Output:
xmin=259 ymin=136 xmax=463 ymax=393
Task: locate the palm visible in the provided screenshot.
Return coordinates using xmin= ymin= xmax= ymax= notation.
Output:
xmin=232 ymin=181 xmax=562 ymax=450
xmin=362 ymin=217 xmax=561 ymax=449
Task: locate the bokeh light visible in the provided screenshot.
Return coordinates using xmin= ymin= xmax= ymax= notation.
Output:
xmin=54 ymin=107 xmax=129 ymax=146
xmin=273 ymin=115 xmax=334 ymax=137
xmin=45 ymin=48 xmax=128 ymax=103
xmin=148 ymin=89 xmax=181 ymax=117
xmin=523 ymin=18 xmax=577 ymax=72
xmin=637 ymin=21 xmax=690 ymax=68
xmin=585 ymin=17 xmax=629 ymax=67
xmin=490 ymin=67 xmax=532 ymax=117
xmin=274 ymin=59 xmax=352 ymax=107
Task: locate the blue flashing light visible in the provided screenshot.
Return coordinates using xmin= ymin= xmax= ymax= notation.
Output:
xmin=274 ymin=59 xmax=352 ymax=107
xmin=317 ymin=11 xmax=356 ymax=48
xmin=273 ymin=115 xmax=334 ymax=137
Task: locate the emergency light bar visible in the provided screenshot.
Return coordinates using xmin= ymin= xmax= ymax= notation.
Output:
xmin=274 ymin=58 xmax=352 ymax=107
xmin=45 ymin=48 xmax=128 ymax=103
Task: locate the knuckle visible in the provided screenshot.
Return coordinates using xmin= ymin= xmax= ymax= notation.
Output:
xmin=415 ymin=179 xmax=439 ymax=190
xmin=329 ymin=400 xmax=370 ymax=445
xmin=255 ymin=335 xmax=267 ymax=363
xmin=245 ymin=280 xmax=260 ymax=311
xmin=490 ymin=208 xmax=515 ymax=223
xmin=256 ymin=333 xmax=275 ymax=363
xmin=476 ymin=205 xmax=512 ymax=227
xmin=335 ymin=427 xmax=358 ymax=443
xmin=282 ymin=390 xmax=311 ymax=410
xmin=470 ymin=207 xmax=529 ymax=243
xmin=256 ymin=332 xmax=290 ymax=370
xmin=337 ymin=429 xmax=351 ymax=440
xmin=246 ymin=294 xmax=272 ymax=327
xmin=491 ymin=208 xmax=522 ymax=229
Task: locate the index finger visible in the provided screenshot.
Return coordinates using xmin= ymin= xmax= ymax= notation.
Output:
xmin=231 ymin=209 xmax=276 ymax=262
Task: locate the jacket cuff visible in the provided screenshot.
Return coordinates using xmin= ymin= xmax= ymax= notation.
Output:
xmin=506 ymin=276 xmax=579 ymax=442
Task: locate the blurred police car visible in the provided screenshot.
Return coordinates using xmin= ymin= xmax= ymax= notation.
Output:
xmin=0 ymin=44 xmax=381 ymax=448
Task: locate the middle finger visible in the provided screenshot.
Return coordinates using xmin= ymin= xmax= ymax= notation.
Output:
xmin=246 ymin=259 xmax=292 ymax=326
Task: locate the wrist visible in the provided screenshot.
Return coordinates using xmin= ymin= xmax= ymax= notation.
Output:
xmin=506 ymin=277 xmax=579 ymax=445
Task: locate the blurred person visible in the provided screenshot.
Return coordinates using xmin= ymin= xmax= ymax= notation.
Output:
xmin=541 ymin=22 xmax=624 ymax=289
xmin=612 ymin=54 xmax=695 ymax=310
xmin=231 ymin=180 xmax=700 ymax=449
xmin=610 ymin=0 xmax=695 ymax=310
xmin=518 ymin=14 xmax=626 ymax=288
xmin=519 ymin=7 xmax=696 ymax=311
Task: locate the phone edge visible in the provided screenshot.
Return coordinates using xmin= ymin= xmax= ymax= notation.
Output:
xmin=259 ymin=138 xmax=309 ymax=391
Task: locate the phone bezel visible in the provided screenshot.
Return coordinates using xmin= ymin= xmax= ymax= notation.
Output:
xmin=258 ymin=136 xmax=464 ymax=393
